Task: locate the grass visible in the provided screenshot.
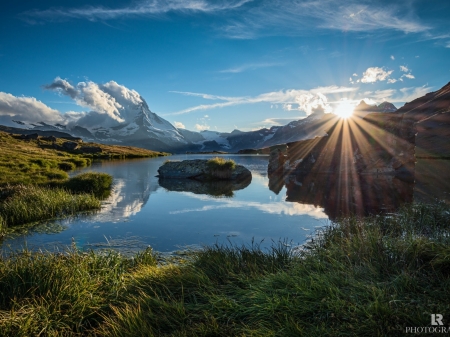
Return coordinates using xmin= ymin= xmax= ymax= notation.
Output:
xmin=0 ymin=202 xmax=449 ymax=336
xmin=63 ymin=172 xmax=113 ymax=198
xmin=0 ymin=184 xmax=101 ymax=229
xmin=0 ymin=130 xmax=169 ymax=230
xmin=207 ymin=157 xmax=236 ymax=180
xmin=0 ymin=131 xmax=168 ymax=186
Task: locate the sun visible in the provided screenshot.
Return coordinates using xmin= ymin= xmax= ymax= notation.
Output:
xmin=334 ymin=99 xmax=354 ymax=119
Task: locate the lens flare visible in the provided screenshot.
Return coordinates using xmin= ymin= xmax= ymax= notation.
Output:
xmin=334 ymin=100 xmax=354 ymax=119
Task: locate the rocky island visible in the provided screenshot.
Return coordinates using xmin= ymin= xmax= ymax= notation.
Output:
xmin=157 ymin=158 xmax=252 ymax=182
xmin=157 ymin=158 xmax=252 ymax=197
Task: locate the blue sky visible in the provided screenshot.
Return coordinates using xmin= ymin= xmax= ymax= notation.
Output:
xmin=0 ymin=0 xmax=449 ymax=132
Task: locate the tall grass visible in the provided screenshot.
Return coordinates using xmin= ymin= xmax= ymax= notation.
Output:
xmin=64 ymin=172 xmax=113 ymax=198
xmin=207 ymin=157 xmax=236 ymax=179
xmin=0 ymin=185 xmax=101 ymax=228
xmin=0 ymin=203 xmax=449 ymax=335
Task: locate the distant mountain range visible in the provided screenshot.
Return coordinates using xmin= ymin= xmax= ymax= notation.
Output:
xmin=1 ymin=93 xmax=404 ymax=153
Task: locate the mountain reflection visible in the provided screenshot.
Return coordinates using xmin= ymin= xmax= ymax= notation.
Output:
xmin=85 ymin=160 xmax=160 ymax=222
xmin=269 ymin=159 xmax=450 ymax=220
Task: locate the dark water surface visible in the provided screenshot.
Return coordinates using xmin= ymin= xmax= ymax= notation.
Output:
xmin=2 ymin=156 xmax=449 ymax=255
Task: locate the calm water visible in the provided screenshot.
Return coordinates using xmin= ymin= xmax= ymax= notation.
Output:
xmin=2 ymin=156 xmax=449 ymax=255
xmin=1 ymin=155 xmax=329 ymax=254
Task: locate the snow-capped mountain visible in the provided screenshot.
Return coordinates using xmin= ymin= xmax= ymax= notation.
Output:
xmin=6 ymin=94 xmax=398 ymax=153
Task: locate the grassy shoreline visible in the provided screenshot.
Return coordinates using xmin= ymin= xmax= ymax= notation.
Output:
xmin=0 ymin=130 xmax=169 ymax=233
xmin=0 ymin=202 xmax=448 ymax=335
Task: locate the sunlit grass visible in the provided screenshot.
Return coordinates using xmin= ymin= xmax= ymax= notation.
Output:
xmin=0 ymin=202 xmax=449 ymax=335
xmin=0 ymin=184 xmax=101 ymax=229
xmin=207 ymin=157 xmax=236 ymax=179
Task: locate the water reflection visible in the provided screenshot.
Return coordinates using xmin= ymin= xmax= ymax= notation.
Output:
xmin=159 ymin=177 xmax=251 ymax=198
xmin=1 ymin=155 xmax=328 ymax=253
xmin=269 ymin=158 xmax=450 ymax=220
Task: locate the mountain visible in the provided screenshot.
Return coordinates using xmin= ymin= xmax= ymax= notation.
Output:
xmin=6 ymin=94 xmax=400 ymax=153
xmin=398 ymin=82 xmax=450 ymax=158
xmin=353 ymin=100 xmax=397 ymax=118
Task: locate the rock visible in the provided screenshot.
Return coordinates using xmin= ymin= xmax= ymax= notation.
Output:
xmin=268 ymin=149 xmax=286 ymax=174
xmin=79 ymin=146 xmax=103 ymax=153
xmin=62 ymin=141 xmax=79 ymax=150
xmin=20 ymin=133 xmax=39 ymax=140
xmin=158 ymin=159 xmax=252 ymax=183
xmin=41 ymin=136 xmax=57 ymax=143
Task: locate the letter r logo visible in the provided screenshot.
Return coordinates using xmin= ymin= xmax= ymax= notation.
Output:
xmin=432 ymin=314 xmax=444 ymax=326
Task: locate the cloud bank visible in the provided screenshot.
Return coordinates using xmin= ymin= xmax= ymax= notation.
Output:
xmin=169 ymin=86 xmax=357 ymax=116
xmin=0 ymin=92 xmax=65 ymax=126
xmin=43 ymin=77 xmax=146 ymax=127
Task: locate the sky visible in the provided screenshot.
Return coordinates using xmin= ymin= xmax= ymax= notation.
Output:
xmin=0 ymin=0 xmax=449 ymax=132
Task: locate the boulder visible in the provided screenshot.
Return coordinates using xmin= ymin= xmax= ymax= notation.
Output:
xmin=158 ymin=159 xmax=252 ymax=183
xmin=62 ymin=141 xmax=79 ymax=150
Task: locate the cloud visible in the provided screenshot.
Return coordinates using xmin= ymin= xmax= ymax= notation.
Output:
xmin=21 ymin=0 xmax=429 ymax=42
xmin=173 ymin=121 xmax=185 ymax=129
xmin=168 ymin=86 xmax=357 ymax=115
xmin=0 ymin=92 xmax=65 ymax=126
xmin=195 ymin=123 xmax=210 ymax=131
xmin=362 ymin=85 xmax=432 ymax=104
xmin=260 ymin=117 xmax=306 ymax=126
xmin=171 ymin=191 xmax=328 ymax=219
xmin=219 ymin=62 xmax=281 ymax=73
xmin=402 ymin=73 xmax=415 ymax=79
xmin=362 ymin=89 xmax=396 ymax=101
xmin=44 ymin=77 xmax=146 ymax=126
xmin=400 ymin=65 xmax=409 ymax=72
xmin=43 ymin=77 xmax=78 ymax=98
xmin=220 ymin=0 xmax=429 ymax=39
xmin=20 ymin=0 xmax=252 ymax=23
xmin=360 ymin=67 xmax=393 ymax=83
xmin=390 ymin=55 xmax=395 ymax=60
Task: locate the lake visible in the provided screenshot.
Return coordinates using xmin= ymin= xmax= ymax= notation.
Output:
xmin=2 ymin=155 xmax=449 ymax=255
xmin=1 ymin=155 xmax=329 ymax=255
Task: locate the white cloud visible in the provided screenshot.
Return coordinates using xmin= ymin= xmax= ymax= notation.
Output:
xmin=400 ymin=65 xmax=409 ymax=72
xmin=20 ymin=0 xmax=252 ymax=23
xmin=361 ymin=67 xmax=393 ymax=83
xmin=173 ymin=121 xmax=185 ymax=129
xmin=390 ymin=55 xmax=395 ymax=60
xmin=352 ymin=73 xmax=358 ymax=77
xmin=362 ymin=89 xmax=396 ymax=102
xmin=387 ymin=79 xmax=397 ymax=84
xmin=195 ymin=123 xmax=210 ymax=131
xmin=168 ymin=86 xmax=357 ymax=116
xmin=0 ymin=92 xmax=65 ymax=125
xmin=44 ymin=77 xmax=147 ymax=126
xmin=402 ymin=73 xmax=415 ymax=79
